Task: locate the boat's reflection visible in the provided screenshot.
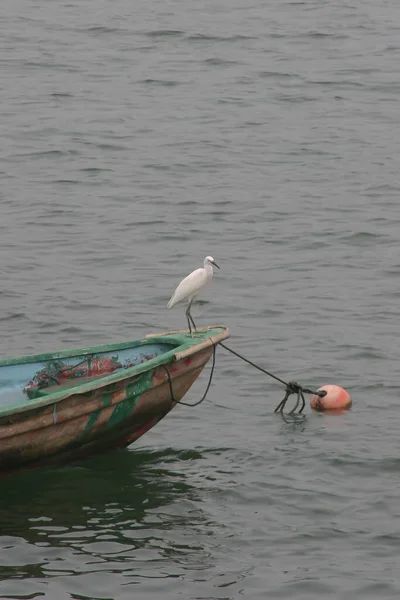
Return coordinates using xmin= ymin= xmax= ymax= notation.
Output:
xmin=0 ymin=448 xmax=208 ymax=575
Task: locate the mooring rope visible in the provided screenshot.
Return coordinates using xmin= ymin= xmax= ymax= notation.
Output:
xmin=161 ymin=341 xmax=325 ymax=414
xmin=219 ymin=342 xmax=326 ymax=414
xmin=160 ymin=343 xmax=217 ymax=407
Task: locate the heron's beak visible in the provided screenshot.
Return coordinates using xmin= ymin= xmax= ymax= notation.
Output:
xmin=211 ymin=259 xmax=220 ymax=269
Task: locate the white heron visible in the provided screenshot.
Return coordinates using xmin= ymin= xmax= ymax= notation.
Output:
xmin=167 ymin=255 xmax=220 ymax=335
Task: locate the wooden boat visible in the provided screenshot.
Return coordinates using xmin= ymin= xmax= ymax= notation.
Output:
xmin=0 ymin=325 xmax=229 ymax=476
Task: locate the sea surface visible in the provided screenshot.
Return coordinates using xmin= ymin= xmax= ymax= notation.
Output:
xmin=1 ymin=0 xmax=400 ymax=598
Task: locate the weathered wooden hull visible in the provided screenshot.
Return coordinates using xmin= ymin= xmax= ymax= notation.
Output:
xmin=0 ymin=327 xmax=229 ymax=476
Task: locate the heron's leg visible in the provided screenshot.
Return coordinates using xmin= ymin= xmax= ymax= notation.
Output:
xmin=187 ymin=316 xmax=192 ymax=336
xmin=185 ymin=302 xmax=194 ymax=337
xmin=187 ymin=299 xmax=197 ymax=333
xmin=189 ymin=313 xmax=197 ymax=331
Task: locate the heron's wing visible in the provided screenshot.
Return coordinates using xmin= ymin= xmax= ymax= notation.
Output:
xmin=167 ymin=268 xmax=208 ymax=308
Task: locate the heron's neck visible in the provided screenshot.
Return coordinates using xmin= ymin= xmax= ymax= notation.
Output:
xmin=204 ymin=262 xmax=213 ymax=275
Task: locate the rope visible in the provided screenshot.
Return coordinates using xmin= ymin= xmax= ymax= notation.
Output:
xmin=160 ymin=343 xmax=217 ymax=407
xmin=37 ymin=358 xmax=90 ymax=388
xmin=219 ymin=342 xmax=326 ymax=414
xmin=219 ymin=342 xmax=287 ymax=386
xmin=160 ymin=340 xmax=325 ymax=415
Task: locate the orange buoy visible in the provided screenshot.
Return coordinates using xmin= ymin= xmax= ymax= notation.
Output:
xmin=310 ymin=384 xmax=351 ymax=412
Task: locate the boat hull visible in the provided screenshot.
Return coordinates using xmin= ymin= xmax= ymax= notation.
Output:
xmin=0 ymin=327 xmax=229 ymax=476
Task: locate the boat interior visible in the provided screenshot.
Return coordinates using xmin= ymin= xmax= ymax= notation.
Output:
xmin=0 ymin=341 xmax=175 ymax=408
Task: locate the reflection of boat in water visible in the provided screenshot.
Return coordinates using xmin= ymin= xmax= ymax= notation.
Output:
xmin=0 ymin=448 xmax=209 ymax=582
xmin=0 ymin=449 xmax=201 ymax=532
xmin=0 ymin=326 xmax=229 ymax=476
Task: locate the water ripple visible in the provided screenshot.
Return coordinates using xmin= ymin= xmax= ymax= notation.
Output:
xmin=2 ymin=0 xmax=400 ymax=598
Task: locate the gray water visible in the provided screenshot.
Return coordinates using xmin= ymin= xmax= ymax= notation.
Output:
xmin=2 ymin=0 xmax=400 ymax=598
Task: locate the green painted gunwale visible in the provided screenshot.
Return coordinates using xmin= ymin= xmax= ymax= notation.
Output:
xmin=0 ymin=327 xmax=226 ymax=419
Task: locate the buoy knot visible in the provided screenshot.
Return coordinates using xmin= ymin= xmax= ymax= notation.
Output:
xmin=275 ymin=381 xmax=304 ymax=414
xmin=274 ymin=382 xmax=328 ymax=414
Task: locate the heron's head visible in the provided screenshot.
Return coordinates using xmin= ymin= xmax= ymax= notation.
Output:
xmin=205 ymin=256 xmax=220 ymax=269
